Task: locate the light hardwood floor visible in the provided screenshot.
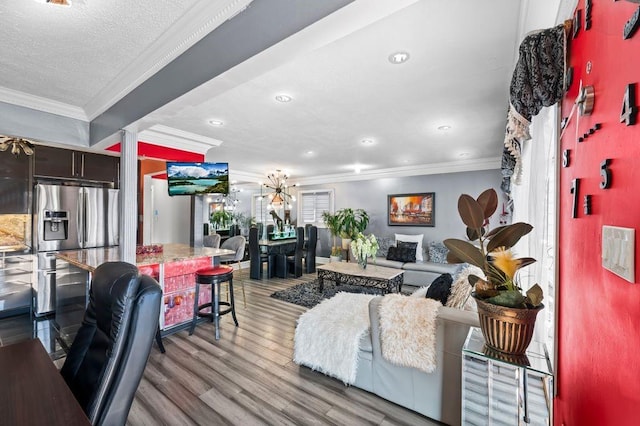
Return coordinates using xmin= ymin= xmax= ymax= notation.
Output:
xmin=127 ymin=268 xmax=440 ymax=426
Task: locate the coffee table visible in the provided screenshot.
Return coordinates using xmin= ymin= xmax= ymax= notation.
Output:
xmin=317 ymin=262 xmax=404 ymax=294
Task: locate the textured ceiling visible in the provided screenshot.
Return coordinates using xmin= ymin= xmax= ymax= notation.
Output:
xmin=0 ymin=0 xmax=525 ymax=183
xmin=0 ymin=0 xmax=201 ymax=108
xmin=143 ymin=0 xmax=522 ymax=181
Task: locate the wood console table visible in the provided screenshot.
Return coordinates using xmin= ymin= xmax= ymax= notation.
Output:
xmin=0 ymin=339 xmax=90 ymax=425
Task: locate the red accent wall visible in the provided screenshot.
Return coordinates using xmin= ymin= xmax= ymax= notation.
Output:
xmin=106 ymin=141 xmax=204 ymax=162
xmin=557 ymin=1 xmax=640 ymax=425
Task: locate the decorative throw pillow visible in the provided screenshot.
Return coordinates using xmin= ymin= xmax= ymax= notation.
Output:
xmin=376 ymin=236 xmax=396 ymax=257
xmin=446 ymin=265 xmax=484 ymax=311
xmin=395 ymin=233 xmax=424 ymax=261
xmin=425 ymin=273 xmax=453 ymax=305
xmin=386 ymin=246 xmax=417 ymax=263
xmin=427 ymin=241 xmax=449 ymax=263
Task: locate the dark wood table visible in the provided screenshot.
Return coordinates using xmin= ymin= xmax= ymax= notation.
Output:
xmin=0 ymin=339 xmax=90 ymax=425
xmin=257 ymin=238 xmax=298 ymax=278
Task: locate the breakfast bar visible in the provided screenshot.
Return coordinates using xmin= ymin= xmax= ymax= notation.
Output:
xmin=54 ymin=243 xmax=234 ymax=345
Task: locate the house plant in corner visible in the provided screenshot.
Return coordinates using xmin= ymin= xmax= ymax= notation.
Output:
xmin=322 ymin=211 xmax=343 ymax=262
xmin=335 ymin=208 xmax=370 ymax=250
xmin=443 ymin=188 xmax=543 ymax=355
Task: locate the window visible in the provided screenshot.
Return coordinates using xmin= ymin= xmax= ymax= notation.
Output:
xmin=298 ymin=189 xmax=334 ymax=226
xmin=252 ymin=194 xmax=270 ymax=223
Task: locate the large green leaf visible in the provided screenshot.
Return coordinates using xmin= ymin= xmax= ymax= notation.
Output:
xmin=486 ymin=222 xmax=533 ymax=252
xmin=476 ymin=189 xmax=498 ymax=219
xmin=457 ymin=194 xmax=485 ymax=229
xmin=486 ymin=290 xmax=526 ymax=308
xmin=443 ymin=239 xmax=485 ymax=268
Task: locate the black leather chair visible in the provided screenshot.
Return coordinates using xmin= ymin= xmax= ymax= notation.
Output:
xmin=60 ymin=262 xmax=162 ymax=425
xmin=285 ymin=227 xmax=305 ymax=278
xmin=249 ymin=226 xmax=273 ymax=279
xmin=304 ymin=225 xmax=318 ymax=273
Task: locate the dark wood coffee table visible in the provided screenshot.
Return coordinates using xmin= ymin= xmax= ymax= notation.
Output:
xmin=317 ymin=262 xmax=404 ymax=294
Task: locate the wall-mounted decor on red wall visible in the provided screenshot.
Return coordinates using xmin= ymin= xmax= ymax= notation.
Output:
xmin=557 ymin=1 xmax=640 ymax=425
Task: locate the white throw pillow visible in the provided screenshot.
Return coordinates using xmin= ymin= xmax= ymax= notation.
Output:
xmin=395 ymin=233 xmax=424 ymax=261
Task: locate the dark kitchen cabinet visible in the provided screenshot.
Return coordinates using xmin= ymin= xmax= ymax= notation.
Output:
xmin=34 ymin=145 xmax=119 ymax=186
xmin=0 ymin=150 xmax=30 ymax=214
xmin=33 ymin=145 xmax=74 ymax=180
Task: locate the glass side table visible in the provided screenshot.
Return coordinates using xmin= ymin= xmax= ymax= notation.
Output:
xmin=462 ymin=327 xmax=553 ymax=426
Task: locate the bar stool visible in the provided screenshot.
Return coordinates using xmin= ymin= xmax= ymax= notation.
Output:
xmin=188 ymin=265 xmax=238 ymax=340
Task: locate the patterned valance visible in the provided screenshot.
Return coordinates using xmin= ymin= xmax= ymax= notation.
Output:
xmin=502 ymin=23 xmax=568 ymax=194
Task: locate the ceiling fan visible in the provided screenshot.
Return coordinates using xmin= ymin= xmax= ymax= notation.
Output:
xmin=0 ymin=136 xmax=35 ymax=156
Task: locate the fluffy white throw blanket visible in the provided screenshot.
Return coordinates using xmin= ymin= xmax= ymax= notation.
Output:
xmin=293 ymin=292 xmax=375 ymax=385
xmin=379 ymin=294 xmax=441 ymax=373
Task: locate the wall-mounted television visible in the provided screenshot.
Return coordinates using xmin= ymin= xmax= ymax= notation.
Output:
xmin=166 ymin=162 xmax=229 ymax=196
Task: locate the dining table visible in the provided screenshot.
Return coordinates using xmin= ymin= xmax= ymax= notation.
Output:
xmin=256 ymin=238 xmax=299 ymax=278
xmin=0 ymin=339 xmax=90 ymax=425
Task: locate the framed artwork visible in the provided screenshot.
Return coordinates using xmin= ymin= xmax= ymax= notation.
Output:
xmin=388 ymin=192 xmax=435 ymax=226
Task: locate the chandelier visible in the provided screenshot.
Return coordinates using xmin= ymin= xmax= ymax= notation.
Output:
xmin=263 ymin=170 xmax=296 ymax=209
xmin=0 ymin=136 xmax=35 ymax=156
xmin=214 ymin=187 xmax=241 ymax=211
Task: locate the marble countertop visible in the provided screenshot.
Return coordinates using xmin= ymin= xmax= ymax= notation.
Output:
xmin=56 ymin=243 xmax=235 ymax=272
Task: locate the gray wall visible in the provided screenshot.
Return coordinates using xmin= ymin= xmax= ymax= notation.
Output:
xmin=234 ymin=169 xmax=503 ymax=257
xmin=0 ymin=102 xmax=89 ymax=147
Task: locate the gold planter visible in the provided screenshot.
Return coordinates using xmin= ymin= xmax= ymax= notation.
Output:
xmin=473 ymin=295 xmax=543 ymax=355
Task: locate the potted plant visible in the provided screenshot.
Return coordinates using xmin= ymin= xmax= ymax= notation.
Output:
xmin=322 ymin=211 xmax=343 ymax=262
xmin=210 ymin=210 xmax=232 ymax=230
xmin=335 ymin=208 xmax=369 ymax=249
xmin=443 ymin=188 xmax=543 ymax=355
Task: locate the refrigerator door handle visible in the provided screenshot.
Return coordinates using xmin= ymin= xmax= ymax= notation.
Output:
xmin=77 ymin=188 xmax=84 ymax=247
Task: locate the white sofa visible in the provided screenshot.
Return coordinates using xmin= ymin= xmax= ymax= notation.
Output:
xmin=352 ymin=297 xmax=479 ymax=425
xmin=373 ymin=256 xmax=459 ymax=287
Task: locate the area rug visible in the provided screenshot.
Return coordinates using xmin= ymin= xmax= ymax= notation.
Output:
xmin=270 ymin=279 xmax=382 ymax=308
xmin=293 ymin=292 xmax=375 ymax=384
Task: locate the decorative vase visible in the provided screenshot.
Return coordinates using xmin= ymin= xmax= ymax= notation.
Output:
xmin=357 ymin=256 xmax=367 ymax=269
xmin=341 ymin=238 xmax=351 ymax=250
xmin=473 ymin=294 xmax=543 ymax=355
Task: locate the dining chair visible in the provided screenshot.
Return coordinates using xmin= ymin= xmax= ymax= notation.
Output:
xmin=285 ymin=227 xmax=305 ymax=278
xmin=219 ymin=235 xmax=247 ymax=307
xmin=203 ymin=234 xmax=221 ymax=248
xmin=60 ymin=262 xmax=161 ymax=425
xmin=249 ymin=226 xmax=273 ymax=279
xmin=304 ymin=225 xmax=318 ymax=273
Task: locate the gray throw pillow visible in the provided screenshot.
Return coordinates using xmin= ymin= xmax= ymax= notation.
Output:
xmin=428 ymin=242 xmax=449 ymax=263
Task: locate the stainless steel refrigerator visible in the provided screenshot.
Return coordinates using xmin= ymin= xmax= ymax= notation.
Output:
xmin=33 ymin=183 xmax=119 ymax=316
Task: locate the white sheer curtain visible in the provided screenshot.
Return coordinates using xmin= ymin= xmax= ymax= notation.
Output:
xmin=510 ymin=105 xmax=558 ymax=366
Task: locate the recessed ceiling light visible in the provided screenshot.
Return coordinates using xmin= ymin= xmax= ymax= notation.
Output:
xmin=208 ymin=119 xmax=224 ymax=127
xmin=275 ymin=94 xmax=292 ymax=103
xmin=361 ymin=139 xmax=374 ymax=145
xmin=388 ymin=51 xmax=410 ymax=64
xmin=306 ymin=150 xmax=314 ymax=155
xmin=437 ymin=125 xmax=452 ymax=131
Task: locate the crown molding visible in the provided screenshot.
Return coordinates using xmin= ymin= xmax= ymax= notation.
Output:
xmin=293 ymin=157 xmax=501 ymax=186
xmin=83 ymin=0 xmax=254 ymax=120
xmin=0 ymin=86 xmax=88 ymax=121
xmin=229 ymin=169 xmax=265 ymax=185
xmin=139 ymin=125 xmax=222 ymax=154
